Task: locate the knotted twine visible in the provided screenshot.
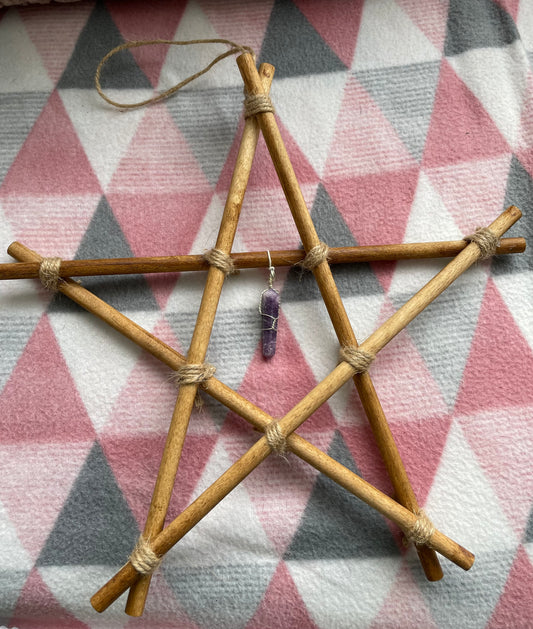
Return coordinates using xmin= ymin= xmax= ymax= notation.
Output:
xmin=130 ymin=535 xmax=162 ymax=575
xmin=464 ymin=227 xmax=500 ymax=260
xmin=299 ymin=241 xmax=330 ymax=270
xmin=403 ymin=509 xmax=436 ymax=547
xmin=265 ymin=420 xmax=287 ymax=455
xmin=38 ymin=257 xmax=62 ymax=291
xmin=203 ymin=248 xmax=236 ymax=276
xmin=339 ymin=346 xmax=375 ymax=374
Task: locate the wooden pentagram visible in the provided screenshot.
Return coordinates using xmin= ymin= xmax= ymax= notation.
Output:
xmin=3 ymin=55 xmax=524 ymax=618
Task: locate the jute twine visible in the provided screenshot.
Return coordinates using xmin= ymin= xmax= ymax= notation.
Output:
xmin=172 ymin=363 xmax=216 ymax=386
xmin=300 ymin=242 xmax=330 ymax=270
xmin=243 ymin=92 xmax=275 ymax=118
xmin=339 ymin=346 xmax=375 ymax=374
xmin=265 ymin=421 xmax=287 ymax=455
xmin=130 ymin=536 xmax=162 ymax=575
xmin=38 ymin=257 xmax=62 ymax=291
xmin=95 ymin=38 xmax=255 ymax=110
xmin=203 ymin=248 xmax=235 ymax=276
xmin=464 ymin=227 xmax=499 ymax=260
xmin=403 ymin=509 xmax=435 ymax=547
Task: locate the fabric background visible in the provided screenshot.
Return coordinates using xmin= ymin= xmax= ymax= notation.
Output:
xmin=1 ymin=1 xmax=532 ymax=627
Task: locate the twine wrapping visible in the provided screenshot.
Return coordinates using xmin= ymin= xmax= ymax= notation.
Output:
xmin=300 ymin=242 xmax=330 ymax=270
xmin=95 ymin=38 xmax=255 ymax=110
xmin=39 ymin=257 xmax=62 ymax=291
xmin=339 ymin=346 xmax=375 ymax=374
xmin=243 ymin=92 xmax=275 ymax=118
xmin=403 ymin=509 xmax=436 ymax=547
xmin=172 ymin=363 xmax=216 ymax=386
xmin=265 ymin=421 xmax=287 ymax=454
xmin=464 ymin=227 xmax=500 ymax=260
xmin=203 ymin=248 xmax=236 ymax=276
xmin=130 ymin=536 xmax=162 ymax=575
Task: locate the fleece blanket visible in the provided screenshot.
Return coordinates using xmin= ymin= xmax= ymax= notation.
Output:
xmin=1 ymin=1 xmax=532 ymax=627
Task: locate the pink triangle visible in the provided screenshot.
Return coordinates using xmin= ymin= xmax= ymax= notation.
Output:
xmin=246 ymin=561 xmax=319 ymax=629
xmin=459 ymin=406 xmax=533 ymax=538
xmin=455 ymin=278 xmax=533 ymax=414
xmin=107 ymin=0 xmax=187 ymax=86
xmin=423 ymin=60 xmax=510 ymax=168
xmin=100 ymin=431 xmax=217 ymax=527
xmin=0 ymin=91 xmax=101 ymax=196
xmin=425 ymin=153 xmax=512 ymax=233
xmin=293 ymin=0 xmax=363 ymax=67
xmin=234 ymin=310 xmax=337 ymax=434
xmin=109 ymin=104 xmax=210 ymax=194
xmin=198 ymin=0 xmax=274 ymax=63
xmin=396 ymin=0 xmax=449 ymax=50
xmin=11 ymin=567 xmax=90 ymax=629
xmin=0 ymin=442 xmax=92 ymax=561
xmin=108 ymin=190 xmax=212 ymax=308
xmin=2 ymin=194 xmax=99 ymax=259
xmin=371 ymin=562 xmax=438 ymax=629
xmin=493 ymin=0 xmax=520 ymax=20
xmin=0 ymin=315 xmax=95 ymax=444
xmin=19 ymin=2 xmax=93 ymax=83
xmin=217 ymin=116 xmax=318 ymax=192
xmin=488 ymin=546 xmax=533 ymax=629
xmin=325 ymin=75 xmax=417 ymax=180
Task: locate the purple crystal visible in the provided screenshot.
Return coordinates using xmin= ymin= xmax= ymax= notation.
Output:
xmin=260 ymin=287 xmax=280 ymax=359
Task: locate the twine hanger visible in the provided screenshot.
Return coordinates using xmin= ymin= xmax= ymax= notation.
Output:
xmin=95 ymin=38 xmax=255 ymax=110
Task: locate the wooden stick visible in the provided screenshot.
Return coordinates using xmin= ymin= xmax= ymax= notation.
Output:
xmin=9 ymin=239 xmax=476 ymax=610
xmin=123 ymin=62 xmax=275 ymax=616
xmin=88 ymin=204 xmax=518 ymax=613
xmin=0 ymin=237 xmax=525 ymax=280
xmin=237 ymin=53 xmax=444 ymax=578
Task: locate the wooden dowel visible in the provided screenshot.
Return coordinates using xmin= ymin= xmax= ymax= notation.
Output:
xmin=0 ymin=237 xmax=525 ymax=280
xmin=9 ymin=240 xmax=475 ymax=611
xmin=237 ymin=53 xmax=444 ymax=579
xmin=124 ymin=63 xmax=275 ymax=616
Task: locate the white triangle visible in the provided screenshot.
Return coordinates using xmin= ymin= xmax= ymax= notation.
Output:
xmin=168 ymin=439 xmax=275 ymax=569
xmin=160 ymin=1 xmax=242 ymax=92
xmin=0 ymin=10 xmax=53 ymax=93
xmin=448 ymin=42 xmax=528 ymax=148
xmin=59 ymin=89 xmax=151 ymax=190
xmin=426 ymin=420 xmax=517 ymax=553
xmin=272 ymin=72 xmax=349 ymax=177
xmin=47 ymin=310 xmax=145 ymax=433
xmin=388 ymin=171 xmax=462 ymax=298
xmin=493 ymin=270 xmax=533 ymax=349
xmin=352 ymin=0 xmax=441 ymax=71
xmin=39 ymin=565 xmax=130 ymax=625
xmin=0 ymin=497 xmax=32 ymax=570
xmin=287 ymin=556 xmax=399 ymax=629
xmin=188 ymin=191 xmax=226 ymax=255
xmin=518 ymin=1 xmax=533 ymax=53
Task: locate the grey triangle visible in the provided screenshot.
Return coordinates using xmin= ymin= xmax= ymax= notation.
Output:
xmin=48 ymin=196 xmax=159 ymax=312
xmin=492 ymin=156 xmax=533 ymax=276
xmin=259 ymin=0 xmax=346 ymax=78
xmin=57 ymin=1 xmax=151 ymax=90
xmin=166 ymin=86 xmax=243 ymax=186
xmin=284 ymin=431 xmax=398 ymax=560
xmin=355 ymin=62 xmax=440 ymax=161
xmin=0 ymin=314 xmax=40 ymax=394
xmin=282 ymin=184 xmax=383 ymax=302
xmin=0 ymin=92 xmax=50 ymax=184
xmin=164 ymin=562 xmax=277 ymax=629
xmin=0 ymin=570 xmax=30 ymax=623
xmin=390 ymin=277 xmax=486 ymax=408
xmin=37 ymin=441 xmax=138 ymax=566
xmin=444 ymin=0 xmax=518 ymax=56
xmin=525 ymin=506 xmax=533 ymax=543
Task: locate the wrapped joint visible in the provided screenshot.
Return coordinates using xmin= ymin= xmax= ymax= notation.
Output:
xmin=265 ymin=420 xmax=287 ymax=454
xmin=172 ymin=363 xmax=216 ymax=386
xmin=39 ymin=257 xmax=62 ymax=291
xmin=130 ymin=536 xmax=162 ymax=575
xmin=243 ymin=92 xmax=275 ymax=118
xmin=339 ymin=346 xmax=374 ymax=374
xmin=203 ymin=248 xmax=235 ymax=276
xmin=464 ymin=227 xmax=500 ymax=260
xmin=300 ymin=242 xmax=330 ymax=270
xmin=404 ymin=509 xmax=435 ymax=547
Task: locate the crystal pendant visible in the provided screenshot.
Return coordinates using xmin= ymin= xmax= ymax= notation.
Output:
xmin=260 ymin=287 xmax=280 ymax=358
